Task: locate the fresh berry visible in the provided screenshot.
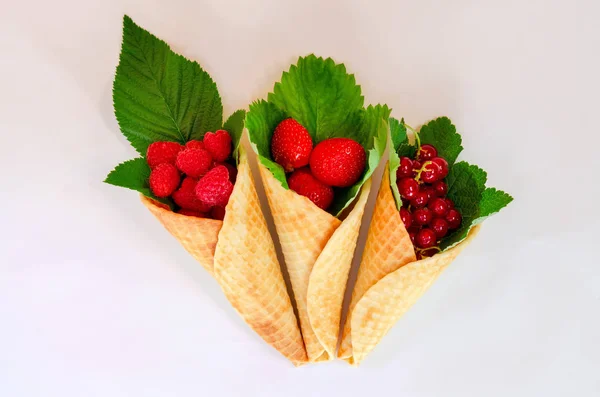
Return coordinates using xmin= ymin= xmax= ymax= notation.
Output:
xmin=397 ymin=157 xmax=414 ymax=179
xmin=431 ymin=157 xmax=449 ymax=179
xmin=287 ymin=167 xmax=334 ymax=210
xmin=409 ymin=230 xmax=417 ymax=245
xmin=410 ymin=190 xmax=430 ymax=208
xmin=175 ymin=148 xmax=212 ymax=178
xmin=445 ymin=198 xmax=455 ymax=209
xmin=421 ymin=185 xmax=436 ymax=199
xmin=412 ymin=160 xmax=422 ymax=176
xmin=413 ymin=207 xmax=433 ymax=226
xmin=215 ymin=162 xmax=237 ymax=183
xmin=417 ymin=144 xmax=437 ymax=162
xmin=433 ymin=180 xmax=448 ymax=196
xmin=149 ymin=163 xmax=180 ymax=198
xmin=446 ymin=209 xmax=462 ymax=229
xmin=172 ymin=177 xmax=212 ymax=212
xmin=398 ymin=177 xmax=419 ymax=200
xmin=420 ymin=161 xmax=442 ymax=183
xmin=430 ymin=217 xmax=449 ymax=238
xmin=429 ymin=197 xmax=449 ymax=217
xmin=400 ymin=208 xmax=412 ymax=229
xmin=310 ymin=138 xmax=366 ymax=187
xmin=203 ymin=130 xmax=232 ymax=162
xmin=177 ymin=209 xmax=205 ymax=218
xmin=195 ymin=166 xmax=234 ymax=207
xmin=271 ymin=118 xmax=313 ymax=172
xmin=146 ymin=141 xmax=184 ymax=168
xmin=416 ymin=228 xmax=437 ymax=248
xmin=185 ymin=140 xmax=204 ymax=150
xmin=210 ymin=206 xmax=226 ymax=221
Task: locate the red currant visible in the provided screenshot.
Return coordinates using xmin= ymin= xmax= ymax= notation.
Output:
xmin=433 ymin=180 xmax=448 ymax=196
xmin=431 ymin=157 xmax=449 ymax=179
xmin=429 ymin=197 xmax=449 ymax=217
xmin=445 ymin=198 xmax=455 ymax=209
xmin=398 ymin=177 xmax=419 ymax=200
xmin=400 ymin=207 xmax=412 ymax=229
xmin=416 ymin=228 xmax=437 ymax=248
xmin=413 ymin=207 xmax=433 ymax=226
xmin=409 ymin=230 xmax=417 ymax=245
xmin=412 ymin=160 xmax=422 ymax=176
xmin=410 ymin=190 xmax=430 ymax=208
xmin=420 ymin=161 xmax=442 ymax=183
xmin=446 ymin=209 xmax=462 ymax=229
xmin=397 ymin=157 xmax=413 ymax=179
xmin=431 ymin=217 xmax=449 ymax=238
xmin=418 ymin=144 xmax=438 ymax=161
xmin=421 ymin=185 xmax=437 ymax=199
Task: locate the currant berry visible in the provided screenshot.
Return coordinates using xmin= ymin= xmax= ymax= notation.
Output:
xmin=433 ymin=180 xmax=448 ymax=196
xmin=420 ymin=161 xmax=442 ymax=183
xmin=412 ymin=160 xmax=422 ymax=176
xmin=398 ymin=177 xmax=419 ymax=200
xmin=410 ymin=190 xmax=430 ymax=208
xmin=445 ymin=198 xmax=455 ymax=209
xmin=413 ymin=207 xmax=433 ymax=226
xmin=409 ymin=230 xmax=417 ymax=245
xmin=429 ymin=197 xmax=449 ymax=217
xmin=446 ymin=209 xmax=462 ymax=229
xmin=400 ymin=207 xmax=412 ymax=229
xmin=418 ymin=144 xmax=438 ymax=161
xmin=431 ymin=157 xmax=449 ymax=179
xmin=397 ymin=157 xmax=414 ymax=179
xmin=421 ymin=185 xmax=437 ymax=199
xmin=431 ymin=217 xmax=449 ymax=238
xmin=416 ymin=228 xmax=437 ymax=248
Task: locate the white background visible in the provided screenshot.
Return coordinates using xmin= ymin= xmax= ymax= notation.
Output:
xmin=1 ymin=1 xmax=598 ymax=396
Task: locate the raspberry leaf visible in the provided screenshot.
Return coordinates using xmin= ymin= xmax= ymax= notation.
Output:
xmin=418 ymin=117 xmax=463 ymax=167
xmin=104 ymin=158 xmax=174 ymax=209
xmin=113 ymin=15 xmax=223 ymax=156
xmin=223 ymin=109 xmax=246 ymax=161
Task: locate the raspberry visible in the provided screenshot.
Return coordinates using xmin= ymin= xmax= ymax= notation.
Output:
xmin=214 ymin=162 xmax=237 ymax=183
xmin=185 ymin=140 xmax=204 ymax=150
xmin=175 ymin=148 xmax=212 ymax=178
xmin=149 ymin=163 xmax=180 ymax=198
xmin=203 ymin=130 xmax=232 ymax=162
xmin=195 ymin=165 xmax=234 ymax=207
xmin=172 ymin=177 xmax=212 ymax=212
xmin=210 ymin=206 xmax=226 ymax=221
xmin=271 ymin=118 xmax=313 ymax=172
xmin=178 ymin=209 xmax=206 ymax=218
xmin=146 ymin=141 xmax=184 ymax=168
xmin=309 ymin=138 xmax=366 ymax=187
xmin=287 ymin=167 xmax=334 ymax=210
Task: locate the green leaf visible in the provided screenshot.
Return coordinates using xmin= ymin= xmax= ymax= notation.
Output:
xmin=104 ymin=158 xmax=174 ymax=209
xmin=268 ymin=54 xmax=364 ymax=142
xmin=418 ymin=117 xmax=463 ymax=167
xmin=473 ymin=187 xmax=513 ymax=225
xmin=113 ymin=15 xmax=223 ymax=156
xmin=223 ymin=109 xmax=246 ymax=160
xmin=389 ymin=117 xmax=408 ymax=151
xmin=388 ymin=117 xmax=416 ymax=209
xmin=246 ymin=100 xmax=289 ymax=187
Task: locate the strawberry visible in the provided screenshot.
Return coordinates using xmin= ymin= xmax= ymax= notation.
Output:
xmin=175 ymin=148 xmax=212 ymax=178
xmin=149 ymin=163 xmax=180 ymax=198
xmin=287 ymin=167 xmax=334 ymax=210
xmin=195 ymin=165 xmax=234 ymax=207
xmin=146 ymin=141 xmax=184 ymax=168
xmin=172 ymin=177 xmax=212 ymax=212
xmin=185 ymin=140 xmax=204 ymax=150
xmin=309 ymin=138 xmax=366 ymax=187
xmin=177 ymin=209 xmax=206 ymax=218
xmin=271 ymin=118 xmax=313 ymax=172
xmin=203 ymin=130 xmax=232 ymax=162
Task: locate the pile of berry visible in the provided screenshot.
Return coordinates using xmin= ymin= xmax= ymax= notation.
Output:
xmin=146 ymin=130 xmax=236 ymax=220
xmin=271 ymin=118 xmax=366 ymax=211
xmin=396 ymin=144 xmax=462 ymax=257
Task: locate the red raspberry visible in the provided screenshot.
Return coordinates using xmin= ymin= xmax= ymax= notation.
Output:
xmin=210 ymin=206 xmax=226 ymax=221
xmin=149 ymin=163 xmax=180 ymax=198
xmin=185 ymin=140 xmax=204 ymax=150
xmin=177 ymin=209 xmax=206 ymax=218
xmin=172 ymin=177 xmax=212 ymax=212
xmin=203 ymin=130 xmax=232 ymax=162
xmin=195 ymin=165 xmax=234 ymax=207
xmin=309 ymin=138 xmax=366 ymax=187
xmin=214 ymin=162 xmax=237 ymax=183
xmin=175 ymin=148 xmax=212 ymax=178
xmin=146 ymin=141 xmax=184 ymax=168
xmin=271 ymin=118 xmax=313 ymax=172
xmin=287 ymin=167 xmax=334 ymax=210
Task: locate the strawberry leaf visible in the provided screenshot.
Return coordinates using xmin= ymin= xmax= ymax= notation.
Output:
xmin=104 ymin=158 xmax=174 ymax=209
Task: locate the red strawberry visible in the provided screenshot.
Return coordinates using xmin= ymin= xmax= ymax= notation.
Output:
xmin=185 ymin=140 xmax=204 ymax=150
xmin=172 ymin=177 xmax=212 ymax=212
xmin=195 ymin=165 xmax=234 ymax=207
xmin=203 ymin=130 xmax=232 ymax=162
xmin=175 ymin=148 xmax=212 ymax=178
xmin=210 ymin=206 xmax=226 ymax=221
xmin=287 ymin=167 xmax=334 ymax=210
xmin=149 ymin=163 xmax=180 ymax=198
xmin=146 ymin=141 xmax=184 ymax=168
xmin=309 ymin=138 xmax=366 ymax=187
xmin=214 ymin=162 xmax=237 ymax=183
xmin=177 ymin=209 xmax=206 ymax=218
xmin=271 ymin=118 xmax=313 ymax=172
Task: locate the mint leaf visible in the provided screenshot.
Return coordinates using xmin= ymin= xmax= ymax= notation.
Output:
xmin=104 ymin=158 xmax=174 ymax=209
xmin=473 ymin=187 xmax=513 ymax=225
xmin=113 ymin=15 xmax=223 ymax=156
xmin=268 ymin=54 xmax=364 ymax=142
xmin=418 ymin=117 xmax=463 ymax=167
xmin=223 ymin=109 xmax=246 ymax=160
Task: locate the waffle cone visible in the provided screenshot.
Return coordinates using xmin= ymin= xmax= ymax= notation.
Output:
xmin=142 ymin=147 xmax=307 ymax=365
xmin=259 ymin=163 xmax=371 ymax=362
xmin=339 ymin=166 xmax=481 ymax=365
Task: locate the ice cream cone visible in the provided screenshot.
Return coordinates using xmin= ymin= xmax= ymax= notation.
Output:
xmin=339 ymin=166 xmax=481 ymax=365
xmin=142 ymin=147 xmax=307 ymax=365
xmin=259 ymin=163 xmax=372 ymax=362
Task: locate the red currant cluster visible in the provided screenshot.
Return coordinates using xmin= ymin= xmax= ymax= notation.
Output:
xmin=396 ymin=144 xmax=462 ymax=257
